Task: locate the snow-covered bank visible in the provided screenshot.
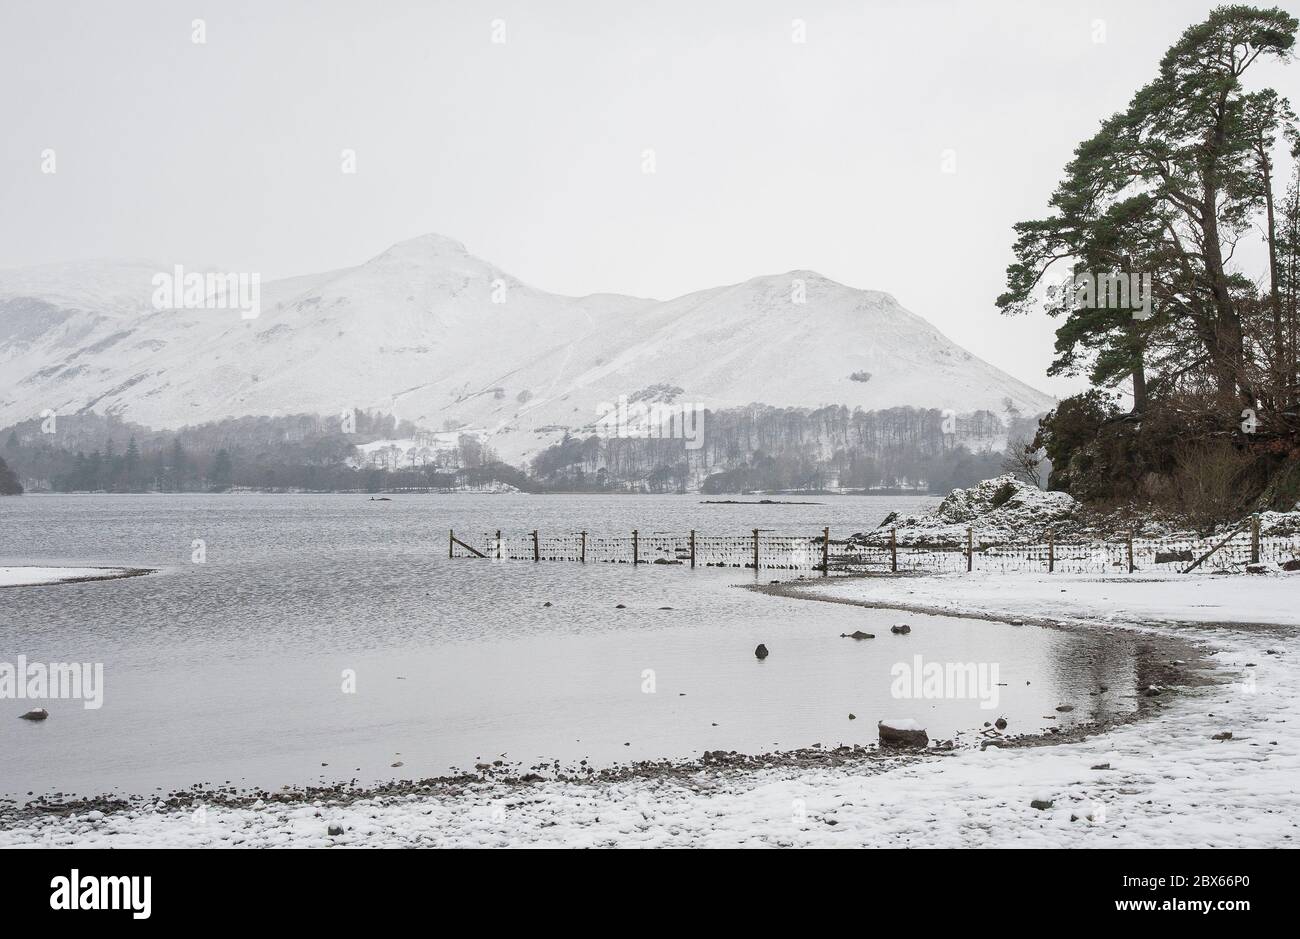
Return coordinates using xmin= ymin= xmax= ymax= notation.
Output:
xmin=852 ymin=473 xmax=1300 ymax=549
xmin=797 ymin=569 xmax=1300 ymax=628
xmin=2 ymin=571 xmax=1295 ymax=848
xmin=0 ymin=567 xmax=149 ymax=588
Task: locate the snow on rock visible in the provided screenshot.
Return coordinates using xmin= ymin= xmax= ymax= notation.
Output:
xmin=857 ymin=475 xmax=1077 ymax=546
xmin=880 ymin=718 xmax=925 ymax=731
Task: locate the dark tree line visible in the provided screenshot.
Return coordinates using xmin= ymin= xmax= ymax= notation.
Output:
xmin=0 ymin=411 xmax=526 ymax=493
xmin=529 ymin=404 xmax=1038 ymax=494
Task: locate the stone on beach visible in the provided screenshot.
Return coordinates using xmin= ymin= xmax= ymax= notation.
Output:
xmin=878 ymin=718 xmax=928 ymax=748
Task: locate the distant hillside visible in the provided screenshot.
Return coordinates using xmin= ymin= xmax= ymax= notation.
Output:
xmin=0 ymin=234 xmax=1053 ymax=467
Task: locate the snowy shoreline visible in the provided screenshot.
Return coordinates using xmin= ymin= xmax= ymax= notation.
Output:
xmin=2 ymin=570 xmax=1294 ymax=847
xmin=0 ymin=566 xmax=154 ymax=589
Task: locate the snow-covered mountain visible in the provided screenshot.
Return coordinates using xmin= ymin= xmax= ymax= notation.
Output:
xmin=0 ymin=234 xmax=1054 ymax=461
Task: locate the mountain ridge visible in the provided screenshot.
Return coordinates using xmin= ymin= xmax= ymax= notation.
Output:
xmin=0 ymin=233 xmax=1054 ymax=461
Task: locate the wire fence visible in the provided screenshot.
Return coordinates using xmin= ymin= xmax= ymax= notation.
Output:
xmin=448 ymin=520 xmax=1300 ymax=575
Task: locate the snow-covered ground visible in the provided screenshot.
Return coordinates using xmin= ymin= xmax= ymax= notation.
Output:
xmin=0 ymin=567 xmax=138 ymax=588
xmin=2 ymin=570 xmax=1294 ymax=848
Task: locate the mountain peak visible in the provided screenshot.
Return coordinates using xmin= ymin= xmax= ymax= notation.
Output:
xmin=370 ymin=233 xmax=470 ymax=264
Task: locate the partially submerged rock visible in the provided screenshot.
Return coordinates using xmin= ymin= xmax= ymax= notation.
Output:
xmin=878 ymin=718 xmax=928 ymax=748
xmin=18 ymin=708 xmax=48 ymax=721
xmin=890 ymin=624 xmax=911 ymax=635
xmin=754 ymin=643 xmax=769 ymax=660
xmin=840 ymin=630 xmax=875 ymax=640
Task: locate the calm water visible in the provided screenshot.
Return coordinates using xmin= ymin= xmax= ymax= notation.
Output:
xmin=0 ymin=493 xmax=1142 ymax=799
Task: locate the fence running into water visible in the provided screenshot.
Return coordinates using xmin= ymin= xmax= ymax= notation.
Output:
xmin=449 ymin=519 xmax=1300 ymax=575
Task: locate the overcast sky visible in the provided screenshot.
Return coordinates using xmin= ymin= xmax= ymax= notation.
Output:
xmin=2 ymin=0 xmax=1297 ymax=399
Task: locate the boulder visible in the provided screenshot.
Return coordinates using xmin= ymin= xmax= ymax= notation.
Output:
xmin=754 ymin=643 xmax=769 ymax=659
xmin=18 ymin=708 xmax=48 ymax=721
xmin=890 ymin=624 xmax=911 ymax=635
xmin=878 ymin=719 xmax=928 ymax=748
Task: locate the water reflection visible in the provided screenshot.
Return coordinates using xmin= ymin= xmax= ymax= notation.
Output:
xmin=0 ymin=494 xmax=1139 ymax=798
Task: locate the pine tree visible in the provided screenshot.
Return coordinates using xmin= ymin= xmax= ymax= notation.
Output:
xmin=998 ymin=6 xmax=1298 ymax=413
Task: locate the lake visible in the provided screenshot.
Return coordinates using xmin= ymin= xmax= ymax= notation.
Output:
xmin=0 ymin=493 xmax=1143 ymax=799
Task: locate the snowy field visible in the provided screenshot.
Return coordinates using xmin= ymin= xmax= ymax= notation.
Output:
xmin=1 ymin=571 xmax=1295 ymax=848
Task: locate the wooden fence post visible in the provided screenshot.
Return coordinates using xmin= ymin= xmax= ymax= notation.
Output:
xmin=533 ymin=530 xmax=540 ymax=563
xmin=1251 ymin=515 xmax=1260 ymax=564
xmin=632 ymin=529 xmax=639 ymax=566
xmin=1047 ymin=528 xmax=1054 ymax=573
xmin=449 ymin=529 xmax=454 ymax=559
xmin=753 ymin=529 xmax=760 ymax=571
xmin=823 ymin=527 xmax=830 ymax=576
xmin=689 ymin=529 xmax=696 ymax=568
xmin=966 ymin=527 xmax=973 ymax=572
xmin=890 ymin=527 xmax=897 ymax=573
xmin=580 ymin=530 xmax=587 ymax=564
xmin=495 ymin=529 xmax=501 ymax=560
xmin=1126 ymin=529 xmax=1134 ymax=573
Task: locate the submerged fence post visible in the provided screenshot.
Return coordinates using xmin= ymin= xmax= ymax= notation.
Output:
xmin=966 ymin=527 xmax=973 ymax=572
xmin=449 ymin=529 xmax=454 ymax=559
xmin=495 ymin=529 xmax=501 ymax=561
xmin=890 ymin=527 xmax=897 ymax=573
xmin=632 ymin=529 xmax=639 ymax=566
xmin=689 ymin=529 xmax=696 ymax=568
xmin=1126 ymin=529 xmax=1134 ymax=573
xmin=753 ymin=529 xmax=760 ymax=572
xmin=533 ymin=530 xmax=540 ymax=563
xmin=1251 ymin=515 xmax=1260 ymax=564
xmin=823 ymin=527 xmax=831 ymax=577
xmin=1047 ymin=528 xmax=1054 ymax=573
xmin=580 ymin=530 xmax=587 ymax=564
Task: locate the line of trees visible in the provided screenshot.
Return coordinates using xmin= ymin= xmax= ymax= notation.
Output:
xmin=0 ymin=411 xmax=526 ymax=494
xmin=528 ymin=403 xmax=1039 ymax=494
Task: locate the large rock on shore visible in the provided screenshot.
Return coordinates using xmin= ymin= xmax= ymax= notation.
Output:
xmin=852 ymin=475 xmax=1076 ymax=547
xmin=878 ymin=718 xmax=928 ymax=748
